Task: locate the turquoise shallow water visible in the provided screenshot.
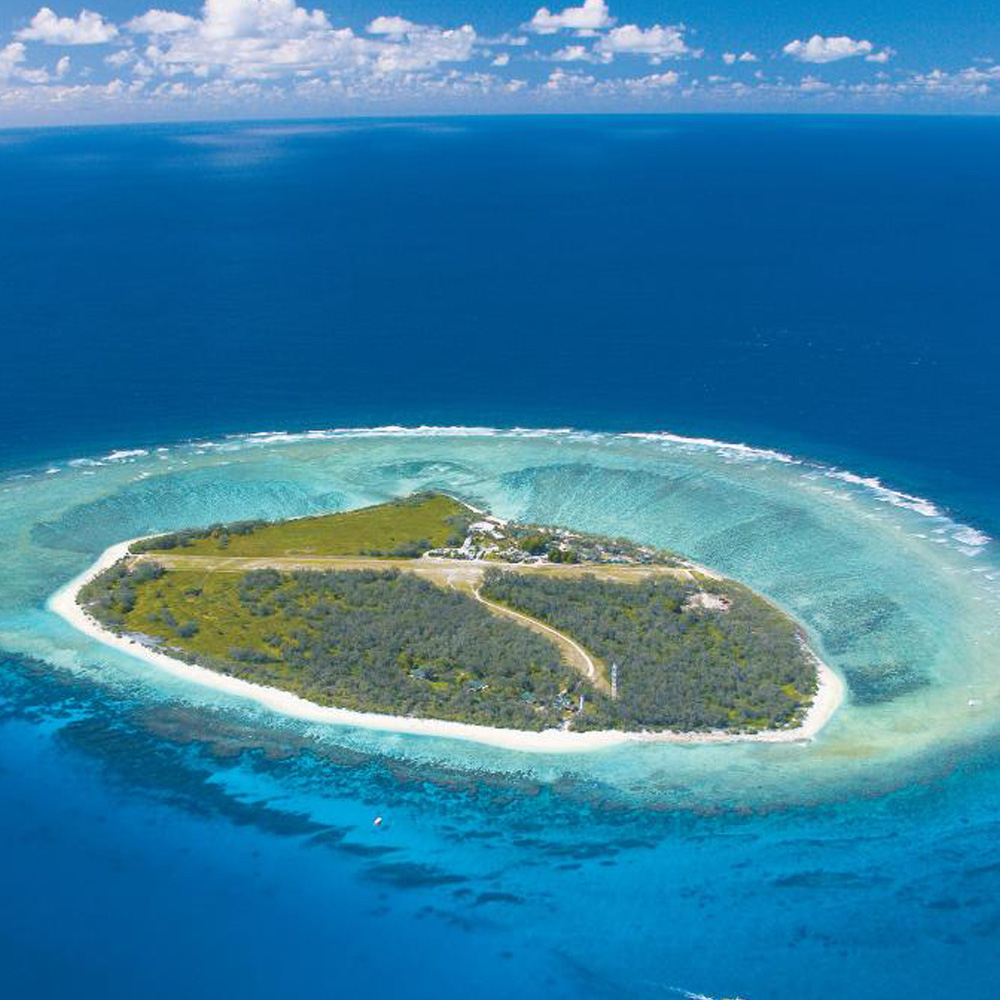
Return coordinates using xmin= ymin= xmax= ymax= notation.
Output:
xmin=5 ymin=427 xmax=999 ymax=798
xmin=3 ymin=427 xmax=1000 ymax=998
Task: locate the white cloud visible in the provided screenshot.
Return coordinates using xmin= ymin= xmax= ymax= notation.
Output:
xmin=374 ymin=25 xmax=477 ymax=72
xmin=127 ymin=2 xmax=367 ymax=80
xmin=484 ymin=33 xmax=528 ymax=47
xmin=595 ymin=24 xmax=696 ymax=63
xmin=551 ymin=44 xmax=592 ymax=62
xmin=198 ymin=0 xmax=330 ymax=41
xmin=0 ymin=40 xmax=58 ymax=84
xmin=112 ymin=3 xmax=481 ymax=83
xmin=0 ymin=42 xmax=28 ymax=79
xmin=366 ymin=16 xmax=418 ymax=37
xmin=4 ymin=3 xmax=992 ymax=116
xmin=17 ymin=7 xmax=119 ymax=45
xmin=147 ymin=30 xmax=370 ymax=81
xmin=128 ymin=3 xmax=480 ymax=80
xmin=363 ymin=15 xmax=479 ymax=72
xmin=625 ymin=69 xmax=678 ymax=89
xmin=18 ymin=66 xmax=53 ymax=84
xmin=127 ymin=10 xmax=198 ymax=34
xmin=959 ymin=63 xmax=1000 ymax=82
xmin=783 ymin=35 xmax=874 ymax=64
xmin=526 ymin=0 xmax=614 ymax=36
xmin=798 ymin=74 xmax=831 ymax=92
xmin=891 ymin=63 xmax=1000 ymax=97
xmin=105 ymin=47 xmax=135 ymax=67
xmin=543 ymin=67 xmax=596 ymax=90
xmin=865 ymin=48 xmax=895 ymax=64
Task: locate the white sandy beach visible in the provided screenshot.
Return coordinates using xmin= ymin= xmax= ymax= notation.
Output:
xmin=47 ymin=539 xmax=844 ymax=754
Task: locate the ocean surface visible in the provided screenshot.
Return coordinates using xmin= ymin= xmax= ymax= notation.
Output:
xmin=1 ymin=116 xmax=999 ymax=1000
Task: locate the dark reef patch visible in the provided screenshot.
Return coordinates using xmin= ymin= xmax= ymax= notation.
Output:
xmin=56 ymin=716 xmax=329 ymax=837
xmin=810 ymin=592 xmax=934 ymax=704
xmin=774 ymin=870 xmax=892 ymax=890
xmin=844 ymin=664 xmax=932 ymax=705
xmin=474 ymin=891 xmax=524 ymax=906
xmin=346 ymin=459 xmax=486 ymax=497
xmin=364 ymin=861 xmax=469 ymax=889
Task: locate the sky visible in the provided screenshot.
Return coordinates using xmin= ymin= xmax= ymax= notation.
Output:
xmin=1 ymin=0 xmax=999 ymax=124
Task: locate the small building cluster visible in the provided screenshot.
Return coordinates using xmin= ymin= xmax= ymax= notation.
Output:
xmin=425 ymin=514 xmax=671 ymax=568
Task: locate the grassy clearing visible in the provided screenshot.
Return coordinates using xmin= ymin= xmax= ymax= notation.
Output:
xmin=133 ymin=493 xmax=471 ymax=558
xmin=127 ymin=569 xmax=274 ymax=660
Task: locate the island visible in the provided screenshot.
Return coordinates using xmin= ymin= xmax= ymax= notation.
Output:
xmin=54 ymin=492 xmax=842 ymax=749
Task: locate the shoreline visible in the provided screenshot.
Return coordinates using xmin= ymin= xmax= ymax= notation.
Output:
xmin=47 ymin=539 xmax=845 ymax=755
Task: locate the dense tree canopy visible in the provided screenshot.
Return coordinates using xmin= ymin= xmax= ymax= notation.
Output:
xmin=80 ymin=564 xmax=595 ymax=731
xmin=480 ymin=569 xmax=816 ymax=731
xmin=80 ymin=556 xmax=817 ymax=733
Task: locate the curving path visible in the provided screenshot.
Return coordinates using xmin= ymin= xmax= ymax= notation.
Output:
xmin=472 ymin=587 xmax=610 ymax=696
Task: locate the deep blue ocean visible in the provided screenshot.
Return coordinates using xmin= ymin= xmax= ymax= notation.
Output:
xmin=2 ymin=116 xmax=1000 ymax=1000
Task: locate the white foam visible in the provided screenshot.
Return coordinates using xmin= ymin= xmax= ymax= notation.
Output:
xmin=823 ymin=469 xmax=941 ymax=518
xmin=623 ymin=430 xmax=798 ymax=463
xmin=954 ymin=526 xmax=991 ymax=547
xmin=197 ymin=424 xmax=801 ymax=469
xmin=43 ymin=424 xmax=993 ymax=568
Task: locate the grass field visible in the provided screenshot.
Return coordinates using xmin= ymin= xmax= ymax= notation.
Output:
xmin=133 ymin=493 xmax=471 ymax=558
xmin=128 ymin=569 xmax=277 ymax=660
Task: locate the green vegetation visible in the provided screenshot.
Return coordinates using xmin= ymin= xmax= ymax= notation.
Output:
xmin=480 ymin=570 xmax=816 ymax=731
xmin=80 ymin=562 xmax=593 ymax=730
xmin=78 ymin=492 xmax=818 ymax=733
xmin=131 ymin=493 xmax=471 ymax=558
